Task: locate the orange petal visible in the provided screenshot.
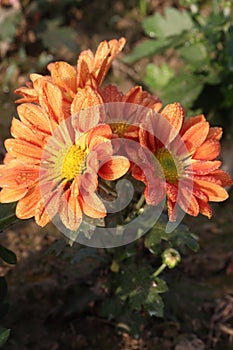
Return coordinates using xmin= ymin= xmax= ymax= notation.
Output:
xmin=196 ymin=199 xmax=212 ymax=218
xmin=17 ymin=103 xmax=52 ymax=134
xmin=59 ymin=187 xmax=82 ymax=231
xmin=193 ymin=140 xmax=220 ymax=160
xmin=207 ymin=127 xmax=222 ymax=141
xmin=71 ymin=86 xmax=103 ymax=116
xmin=77 ymin=49 xmax=95 ymax=88
xmin=38 ymin=81 xmax=65 ymax=124
xmin=123 ymin=86 xmax=162 ymax=111
xmin=80 ymin=193 xmax=106 ymax=219
xmin=5 ymin=139 xmax=42 ymax=164
xmin=179 ymin=188 xmax=199 ymax=217
xmin=48 ymin=61 xmax=77 ymax=96
xmin=207 ymin=170 xmax=233 ymax=187
xmin=181 ymin=114 xmax=206 ymax=134
xmin=167 ymin=198 xmax=177 ymax=221
xmin=161 ymin=102 xmax=185 ymax=132
xmin=182 ymin=121 xmax=209 ymax=153
xmin=98 ymin=156 xmax=130 ymax=181
xmin=0 ymin=161 xmax=39 ymax=188
xmin=191 ymin=160 xmax=221 ymax=175
xmin=14 ymin=86 xmax=38 ymax=103
xmin=87 ymin=124 xmax=112 ymax=147
xmin=101 ymin=84 xmax=123 ymax=102
xmin=16 ymin=186 xmax=40 ymax=219
xmin=194 ymin=179 xmax=229 ymax=202
xmin=11 ymin=118 xmax=46 ymax=147
xmin=93 ymin=37 xmax=126 ymax=86
xmin=0 ymin=187 xmax=27 ymax=203
xmin=35 ymin=200 xmax=51 ymax=227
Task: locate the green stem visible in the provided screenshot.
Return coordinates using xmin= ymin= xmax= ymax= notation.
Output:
xmin=153 ymin=263 xmax=167 ymax=278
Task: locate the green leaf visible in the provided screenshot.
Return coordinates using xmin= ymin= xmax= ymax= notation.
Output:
xmin=178 ymin=43 xmax=208 ymax=65
xmin=37 ymin=19 xmax=78 ymax=54
xmin=142 ymin=7 xmax=193 ymax=38
xmin=152 ymin=277 xmax=168 ymax=294
xmin=145 ymin=63 xmax=175 ymax=90
xmin=145 ymin=69 xmax=204 ymax=111
xmin=0 ymin=245 xmax=17 ymax=265
xmin=0 ymin=204 xmax=19 ymax=233
xmin=122 ymin=38 xmax=173 ymax=63
xmin=144 ymin=291 xmax=164 ymax=317
xmin=0 ymin=328 xmax=10 ymax=348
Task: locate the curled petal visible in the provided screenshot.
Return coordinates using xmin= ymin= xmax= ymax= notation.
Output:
xmin=98 ymin=156 xmax=130 ymax=181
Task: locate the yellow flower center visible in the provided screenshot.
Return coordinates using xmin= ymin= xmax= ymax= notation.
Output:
xmin=110 ymin=122 xmax=129 ymax=137
xmin=62 ymin=144 xmax=88 ymax=180
xmin=156 ymin=148 xmax=182 ymax=184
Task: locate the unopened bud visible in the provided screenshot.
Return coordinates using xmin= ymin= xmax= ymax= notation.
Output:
xmin=162 ymin=248 xmax=181 ymax=269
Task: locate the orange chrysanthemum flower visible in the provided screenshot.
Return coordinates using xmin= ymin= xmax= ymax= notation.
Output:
xmin=0 ymin=105 xmax=130 ymax=230
xmin=132 ymin=102 xmax=232 ymax=220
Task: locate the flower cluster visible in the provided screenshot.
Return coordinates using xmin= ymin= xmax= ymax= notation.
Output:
xmin=0 ymin=37 xmax=231 ymax=232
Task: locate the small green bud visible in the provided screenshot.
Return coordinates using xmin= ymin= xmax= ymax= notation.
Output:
xmin=162 ymin=248 xmax=181 ymax=269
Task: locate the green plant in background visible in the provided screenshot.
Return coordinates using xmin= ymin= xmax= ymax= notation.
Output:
xmin=124 ymin=0 xmax=233 ymax=134
xmin=48 ymin=216 xmax=198 ymax=338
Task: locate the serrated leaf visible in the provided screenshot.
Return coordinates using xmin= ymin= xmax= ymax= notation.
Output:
xmin=0 ymin=328 xmax=10 ymax=348
xmin=0 ymin=245 xmax=17 ymax=265
xmin=142 ymin=7 xmax=193 ymax=39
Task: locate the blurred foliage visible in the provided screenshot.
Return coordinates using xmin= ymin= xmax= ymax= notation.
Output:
xmin=124 ymin=0 xmax=233 ymax=135
xmin=47 ymin=216 xmax=198 ymax=337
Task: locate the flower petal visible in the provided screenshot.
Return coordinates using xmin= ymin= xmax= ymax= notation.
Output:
xmin=98 ymin=156 xmax=130 ymax=180
xmin=193 ymin=140 xmax=220 ymax=160
xmin=182 ymin=121 xmax=209 ymax=153
xmin=71 ymin=87 xmax=103 ymax=127
xmin=93 ymin=37 xmax=126 ymax=86
xmin=16 ymin=186 xmax=41 ymax=219
xmin=194 ymin=179 xmax=229 ymax=201
xmin=101 ymin=84 xmax=123 ymax=102
xmin=191 ymin=160 xmax=221 ymax=175
xmin=17 ymin=103 xmax=52 ymax=134
xmin=11 ymin=118 xmax=47 ymax=147
xmin=80 ymin=193 xmax=106 ymax=218
xmin=161 ymin=102 xmax=185 ymax=132
xmin=0 ymin=187 xmax=27 ymax=203
xmin=59 ymin=187 xmax=82 ymax=231
xmin=48 ymin=61 xmax=77 ymax=96
xmin=5 ymin=139 xmax=42 ymax=164
xmin=0 ymin=162 xmax=39 ymax=188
